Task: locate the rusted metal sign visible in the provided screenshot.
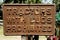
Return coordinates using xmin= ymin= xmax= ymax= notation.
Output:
xmin=3 ymin=4 xmax=56 ymax=36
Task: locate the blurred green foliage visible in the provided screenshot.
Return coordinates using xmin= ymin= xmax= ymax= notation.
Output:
xmin=4 ymin=0 xmax=41 ymax=4
xmin=4 ymin=0 xmax=13 ymax=3
xmin=56 ymin=11 xmax=60 ymax=26
xmin=56 ymin=12 xmax=60 ymax=22
xmin=3 ymin=0 xmax=60 ymax=10
xmin=53 ymin=0 xmax=60 ymax=11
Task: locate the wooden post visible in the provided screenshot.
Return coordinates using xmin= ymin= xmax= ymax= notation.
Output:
xmin=21 ymin=35 xmax=33 ymax=40
xmin=30 ymin=36 xmax=33 ymax=40
xmin=21 ymin=35 xmax=28 ymax=40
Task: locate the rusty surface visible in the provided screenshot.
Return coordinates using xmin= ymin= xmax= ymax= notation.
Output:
xmin=2 ymin=4 xmax=56 ymax=36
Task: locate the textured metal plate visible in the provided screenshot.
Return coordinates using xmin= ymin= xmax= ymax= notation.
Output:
xmin=3 ymin=4 xmax=56 ymax=36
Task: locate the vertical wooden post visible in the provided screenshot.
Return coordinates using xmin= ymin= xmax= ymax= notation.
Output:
xmin=28 ymin=35 xmax=33 ymax=40
xmin=31 ymin=36 xmax=33 ymax=40
xmin=21 ymin=35 xmax=28 ymax=40
xmin=21 ymin=35 xmax=33 ymax=40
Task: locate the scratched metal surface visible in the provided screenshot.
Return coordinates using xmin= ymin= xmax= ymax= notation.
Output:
xmin=2 ymin=4 xmax=56 ymax=36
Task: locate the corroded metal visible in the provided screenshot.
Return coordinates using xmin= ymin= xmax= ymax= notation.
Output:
xmin=2 ymin=4 xmax=56 ymax=36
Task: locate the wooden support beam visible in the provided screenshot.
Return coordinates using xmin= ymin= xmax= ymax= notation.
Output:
xmin=21 ymin=35 xmax=28 ymax=40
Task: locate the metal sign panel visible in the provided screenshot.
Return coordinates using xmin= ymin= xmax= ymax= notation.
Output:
xmin=3 ymin=4 xmax=56 ymax=36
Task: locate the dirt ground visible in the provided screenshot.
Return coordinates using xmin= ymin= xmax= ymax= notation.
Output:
xmin=0 ymin=26 xmax=21 ymax=40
